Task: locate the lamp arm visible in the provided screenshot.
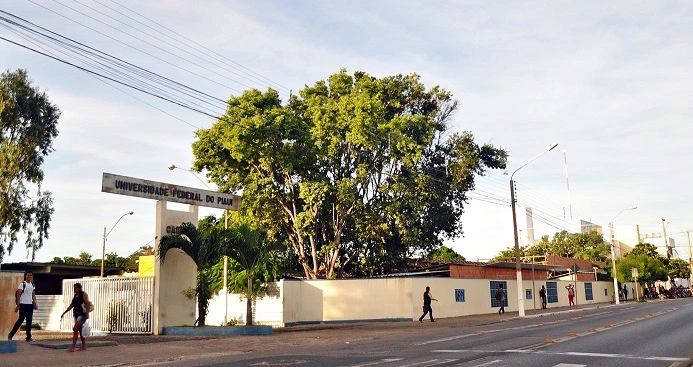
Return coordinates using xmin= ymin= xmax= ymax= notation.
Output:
xmin=105 ymin=213 xmax=132 ymax=238
xmin=510 ymin=143 xmax=558 ymax=180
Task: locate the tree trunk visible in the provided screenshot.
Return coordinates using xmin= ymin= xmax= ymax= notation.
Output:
xmin=246 ymin=274 xmax=253 ymax=326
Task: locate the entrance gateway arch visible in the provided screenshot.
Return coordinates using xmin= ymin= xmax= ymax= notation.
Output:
xmin=102 ymin=172 xmax=241 ymax=334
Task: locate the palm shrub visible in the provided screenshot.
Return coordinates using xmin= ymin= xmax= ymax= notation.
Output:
xmin=225 ymin=222 xmax=282 ymax=326
xmin=158 ymin=217 xmax=228 ymax=326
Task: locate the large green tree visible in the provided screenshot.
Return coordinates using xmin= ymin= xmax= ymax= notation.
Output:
xmin=0 ymin=69 xmax=60 ymax=261
xmin=193 ymin=70 xmax=506 ymax=279
xmin=158 ymin=217 xmax=228 ymax=326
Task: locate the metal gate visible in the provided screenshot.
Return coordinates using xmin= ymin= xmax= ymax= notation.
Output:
xmin=61 ymin=277 xmax=154 ymax=334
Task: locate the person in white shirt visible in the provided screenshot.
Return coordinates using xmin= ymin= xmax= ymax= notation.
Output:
xmin=8 ymin=271 xmax=37 ymax=342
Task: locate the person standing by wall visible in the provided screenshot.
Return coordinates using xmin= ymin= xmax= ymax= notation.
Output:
xmin=623 ymin=284 xmax=629 ymax=301
xmin=418 ymin=286 xmax=437 ymax=322
xmin=565 ymin=284 xmax=575 ymax=307
xmin=539 ymin=285 xmax=547 ymax=309
xmin=496 ymin=284 xmax=507 ymax=315
xmin=8 ymin=271 xmax=37 ymax=342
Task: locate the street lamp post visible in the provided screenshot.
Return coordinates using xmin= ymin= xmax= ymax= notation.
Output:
xmin=102 ymin=211 xmax=134 ymax=277
xmin=168 ymin=164 xmax=230 ymax=325
xmin=511 ymin=143 xmax=558 ymax=317
xmin=608 ymin=206 xmax=637 ymax=305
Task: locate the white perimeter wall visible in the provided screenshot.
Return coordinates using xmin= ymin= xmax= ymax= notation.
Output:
xmin=207 ymin=277 xmax=614 ymax=327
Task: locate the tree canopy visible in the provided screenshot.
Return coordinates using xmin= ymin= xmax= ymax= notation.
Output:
xmin=625 ymin=242 xmax=659 ymax=258
xmin=493 ymin=230 xmax=608 ymax=262
xmin=615 ymin=242 xmax=668 ymax=284
xmin=0 ymin=69 xmax=60 ymax=261
xmin=192 ymin=70 xmax=507 ymax=279
xmin=428 ymin=246 xmax=466 ymax=261
xmin=50 ymin=246 xmax=153 ymax=272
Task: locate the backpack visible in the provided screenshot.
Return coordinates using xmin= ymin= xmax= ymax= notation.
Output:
xmin=21 ymin=281 xmax=38 ymax=310
xmin=82 ymin=301 xmax=95 ymax=313
xmin=495 ymin=289 xmax=503 ymax=300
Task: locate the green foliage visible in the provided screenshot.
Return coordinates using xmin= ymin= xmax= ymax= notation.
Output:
xmin=491 ymin=247 xmax=521 ymax=262
xmin=616 ymin=254 xmax=667 ymax=284
xmin=192 ymin=70 xmax=506 ymax=278
xmin=49 ymin=246 xmax=152 ymax=272
xmin=666 ymin=258 xmax=689 ymax=279
xmin=225 ymin=220 xmax=282 ymax=326
xmin=158 ymin=216 xmax=229 ymax=326
xmin=106 ymin=300 xmax=124 ymax=333
xmin=525 ymin=231 xmax=608 ymax=261
xmin=0 ymin=69 xmax=60 ymax=261
xmin=626 ymin=243 xmax=659 ymax=258
xmin=428 ymin=246 xmax=465 ymax=261
xmin=492 ymin=230 xmax=608 ymax=263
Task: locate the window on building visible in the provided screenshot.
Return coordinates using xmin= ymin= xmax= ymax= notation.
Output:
xmin=526 ymin=289 xmax=532 ymax=300
xmin=546 ymin=281 xmax=558 ymax=303
xmin=490 ymin=281 xmax=508 ymax=308
xmin=605 ymin=288 xmax=608 ymax=296
xmin=455 ymin=289 xmax=466 ymax=302
xmin=585 ymin=283 xmax=593 ymax=301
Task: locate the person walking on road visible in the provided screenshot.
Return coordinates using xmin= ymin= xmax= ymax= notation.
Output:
xmin=539 ymin=285 xmax=547 ymax=309
xmin=418 ymin=286 xmax=437 ymax=322
xmin=8 ymin=270 xmax=37 ymax=342
xmin=623 ymin=285 xmax=629 ymax=301
xmin=565 ymin=284 xmax=575 ymax=307
xmin=496 ymin=284 xmax=507 ymax=315
xmin=60 ymin=283 xmax=91 ymax=352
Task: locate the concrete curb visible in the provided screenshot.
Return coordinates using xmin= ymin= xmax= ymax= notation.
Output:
xmin=162 ymin=325 xmax=272 ymax=336
xmin=32 ymin=340 xmax=118 ymax=349
xmin=0 ymin=341 xmax=18 ymax=353
xmin=521 ymin=304 xmax=615 ymax=319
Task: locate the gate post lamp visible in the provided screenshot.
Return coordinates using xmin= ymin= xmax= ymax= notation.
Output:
xmin=102 ymin=211 xmax=134 ymax=277
xmin=511 ymin=143 xmax=558 ymax=317
xmin=609 ymin=206 xmax=637 ymax=305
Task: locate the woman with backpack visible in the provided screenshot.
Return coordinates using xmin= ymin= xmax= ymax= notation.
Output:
xmin=60 ymin=283 xmax=91 ymax=352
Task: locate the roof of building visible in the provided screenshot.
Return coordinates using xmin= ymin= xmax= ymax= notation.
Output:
xmin=1 ymin=262 xmax=124 ymax=276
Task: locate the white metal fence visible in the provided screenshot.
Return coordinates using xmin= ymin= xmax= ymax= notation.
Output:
xmin=61 ymin=277 xmax=154 ymax=334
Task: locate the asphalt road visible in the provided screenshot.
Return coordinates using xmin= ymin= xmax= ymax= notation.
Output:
xmin=150 ymin=298 xmax=693 ymax=367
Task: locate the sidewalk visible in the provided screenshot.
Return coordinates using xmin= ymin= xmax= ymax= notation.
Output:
xmin=1 ymin=302 xmax=623 ymax=367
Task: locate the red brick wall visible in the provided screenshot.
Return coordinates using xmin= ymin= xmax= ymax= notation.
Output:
xmin=450 ymin=264 xmax=548 ymax=280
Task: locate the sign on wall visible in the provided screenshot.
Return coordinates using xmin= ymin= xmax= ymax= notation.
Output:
xmin=102 ymin=172 xmax=241 ymax=211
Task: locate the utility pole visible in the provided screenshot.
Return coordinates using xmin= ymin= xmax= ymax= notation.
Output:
xmin=662 ymin=218 xmax=670 ymax=258
xmin=687 ymin=231 xmax=692 ymax=285
xmin=609 ymin=222 xmax=620 ymax=305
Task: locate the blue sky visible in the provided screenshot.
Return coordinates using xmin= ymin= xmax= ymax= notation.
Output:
xmin=1 ymin=0 xmax=692 ymax=264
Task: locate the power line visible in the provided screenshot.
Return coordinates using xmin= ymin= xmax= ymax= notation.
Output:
xmin=26 ymin=0 xmax=245 ymax=96
xmin=89 ymin=0 xmax=293 ymax=96
xmin=54 ymin=0 xmax=282 ymax=95
xmin=1 ymin=35 xmax=223 ymax=119
xmin=1 ymin=11 xmax=230 ymax=114
xmin=107 ymin=0 xmax=292 ymax=95
xmin=0 ymin=20 xmax=201 ymax=129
